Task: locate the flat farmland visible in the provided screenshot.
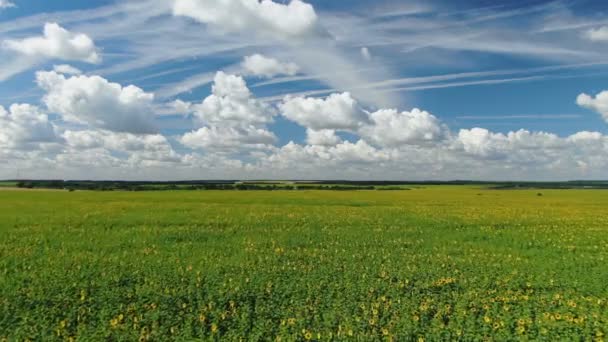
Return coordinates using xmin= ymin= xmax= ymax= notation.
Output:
xmin=1 ymin=187 xmax=607 ymax=340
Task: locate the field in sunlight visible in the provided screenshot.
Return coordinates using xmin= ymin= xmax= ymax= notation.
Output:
xmin=1 ymin=187 xmax=607 ymax=340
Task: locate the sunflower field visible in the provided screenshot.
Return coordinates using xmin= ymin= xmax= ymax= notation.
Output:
xmin=1 ymin=187 xmax=607 ymax=340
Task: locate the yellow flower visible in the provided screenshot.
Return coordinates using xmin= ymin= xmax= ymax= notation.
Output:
xmin=483 ymin=316 xmax=491 ymax=324
xmin=211 ymin=323 xmax=218 ymax=334
xmin=304 ymin=331 xmax=313 ymax=340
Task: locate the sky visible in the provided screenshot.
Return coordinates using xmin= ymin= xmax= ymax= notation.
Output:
xmin=1 ymin=0 xmax=608 ymax=181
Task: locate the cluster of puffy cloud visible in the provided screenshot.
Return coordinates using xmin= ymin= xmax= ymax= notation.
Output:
xmin=281 ymin=92 xmax=368 ymax=131
xmin=252 ymin=127 xmax=608 ymax=180
xmin=0 ymin=104 xmax=59 ymax=150
xmin=0 ymin=22 xmax=99 ymax=83
xmin=3 ymin=63 xmax=608 ymax=180
xmin=62 ymin=130 xmax=180 ymax=166
xmin=280 ymin=92 xmax=446 ymax=147
xmin=3 ymin=23 xmax=100 ymax=63
xmin=168 ymin=74 xmax=608 ymax=180
xmin=36 ymin=71 xmax=157 ymax=134
xmin=179 ymin=71 xmax=277 ymax=151
xmin=242 ymin=54 xmax=299 ymax=78
xmin=173 ymin=0 xmax=319 ymax=40
xmin=0 ymin=63 xmax=184 ymax=177
xmin=577 ymin=90 xmax=608 ymax=123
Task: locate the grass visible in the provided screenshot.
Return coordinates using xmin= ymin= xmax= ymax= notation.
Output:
xmin=0 ymin=187 xmax=607 ymax=340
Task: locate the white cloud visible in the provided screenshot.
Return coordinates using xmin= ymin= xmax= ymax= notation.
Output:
xmin=577 ymin=90 xmax=608 ymax=122
xmin=330 ymin=140 xmax=389 ymax=163
xmin=180 ymin=125 xmax=276 ymax=151
xmin=0 ymin=0 xmax=15 ymax=9
xmin=567 ymin=131 xmax=603 ymax=143
xmin=457 ymin=128 xmax=509 ymax=158
xmin=193 ymin=71 xmax=275 ymax=125
xmin=169 ymin=99 xmax=192 ymax=115
xmin=361 ymin=47 xmax=372 ymax=61
xmin=259 ymin=139 xmax=390 ymax=176
xmin=456 ymin=128 xmax=566 ymax=161
xmin=360 ymin=108 xmax=447 ymax=147
xmin=585 ymin=26 xmax=608 ymax=42
xmin=36 ymin=71 xmax=157 ymax=134
xmin=0 ymin=103 xmax=59 ymax=150
xmin=181 ymin=72 xmax=277 ymax=151
xmin=173 ymin=0 xmax=319 ymax=40
xmin=53 ymin=64 xmax=82 ymax=75
xmin=62 ymin=129 xmax=181 ymax=165
xmin=4 ymin=23 xmax=100 ymax=63
xmin=280 ymin=92 xmax=369 ymax=131
xmin=242 ymin=54 xmax=299 ymax=78
xmin=306 ymin=129 xmax=341 ymax=146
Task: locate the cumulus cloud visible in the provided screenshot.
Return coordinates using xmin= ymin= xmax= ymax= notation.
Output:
xmin=180 ymin=125 xmax=277 ymax=151
xmin=36 ymin=71 xmax=157 ymax=134
xmin=280 ymin=92 xmax=369 ymax=131
xmin=577 ymin=90 xmax=608 ymax=122
xmin=242 ymin=54 xmax=299 ymax=78
xmin=169 ymin=99 xmax=193 ymax=115
xmin=173 ymin=0 xmax=319 ymax=40
xmin=260 ymin=139 xmax=390 ymax=176
xmin=457 ymin=128 xmax=509 ymax=158
xmin=193 ymin=71 xmax=275 ymax=125
xmin=585 ymin=26 xmax=608 ymax=42
xmin=52 ymin=64 xmax=82 ymax=75
xmin=306 ymin=129 xmax=341 ymax=146
xmin=63 ymin=130 xmax=181 ymax=164
xmin=360 ymin=108 xmax=447 ymax=147
xmin=0 ymin=104 xmax=59 ymax=150
xmin=181 ymin=72 xmax=277 ymax=151
xmin=4 ymin=23 xmax=100 ymax=63
xmin=456 ymin=128 xmax=565 ymax=159
xmin=3 ymin=79 xmax=608 ymax=180
xmin=0 ymin=0 xmax=15 ymax=9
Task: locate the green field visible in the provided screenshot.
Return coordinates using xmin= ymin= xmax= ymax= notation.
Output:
xmin=0 ymin=182 xmax=18 ymax=188
xmin=1 ymin=187 xmax=607 ymax=340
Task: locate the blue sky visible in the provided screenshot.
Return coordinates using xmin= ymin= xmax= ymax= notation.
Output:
xmin=1 ymin=0 xmax=608 ymax=180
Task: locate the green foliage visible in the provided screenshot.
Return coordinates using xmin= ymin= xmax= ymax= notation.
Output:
xmin=0 ymin=187 xmax=607 ymax=340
